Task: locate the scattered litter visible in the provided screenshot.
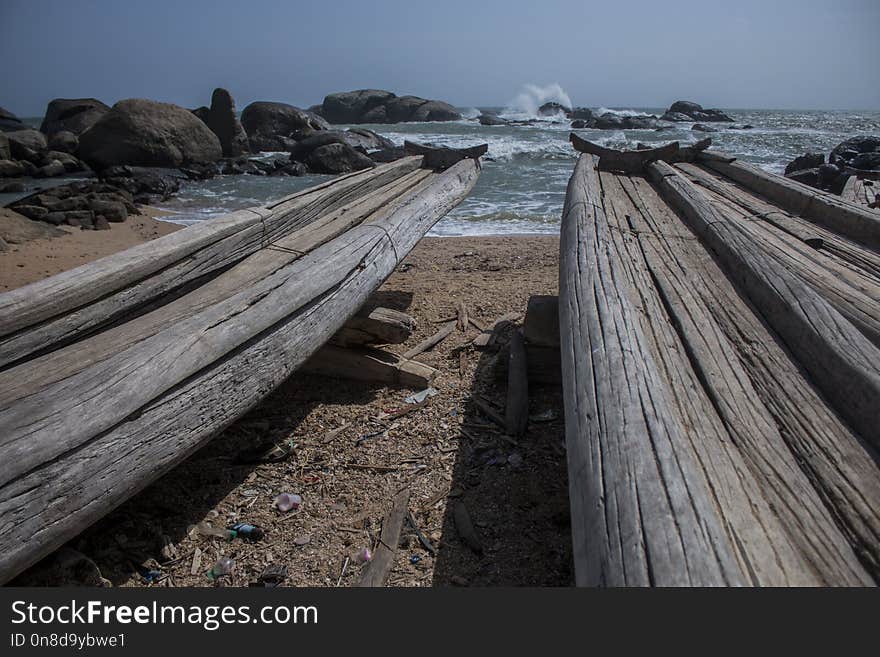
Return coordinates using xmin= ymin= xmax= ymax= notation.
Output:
xmin=193 ymin=521 xmax=236 ymax=541
xmin=253 ymin=564 xmax=287 ymax=588
xmin=293 ymin=535 xmax=311 ymax=546
xmin=406 ymin=512 xmax=437 ymax=555
xmin=274 ymin=493 xmax=303 ymax=513
xmin=529 ymin=409 xmax=559 ymax=423
xmin=207 ymin=556 xmax=235 ymax=580
xmin=355 ymin=429 xmax=388 ymax=447
xmin=404 ymin=387 xmax=438 ymax=405
xmin=230 ymin=522 xmax=265 ymax=541
xmin=353 ymin=547 xmax=372 ymax=564
xmin=320 ymin=422 xmax=348 ymax=445
xmin=409 ymin=555 xmax=421 ymax=564
xmin=190 ymin=548 xmax=202 ymax=576
xmin=235 ymin=439 xmax=294 ymax=464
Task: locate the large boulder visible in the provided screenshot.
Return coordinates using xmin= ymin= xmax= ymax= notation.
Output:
xmin=78 ymin=99 xmax=223 ymax=170
xmin=661 ymin=100 xmax=733 ymax=122
xmin=0 ymin=106 xmax=24 ymax=132
xmin=39 ymin=98 xmax=110 ymax=136
xmin=48 ymin=130 xmax=79 ymax=154
xmin=304 ymin=143 xmax=375 ymax=174
xmin=0 ymin=133 xmax=9 ymax=160
xmin=829 ymin=135 xmax=880 ymax=170
xmin=6 ymin=129 xmax=48 ymax=163
xmin=478 ymin=113 xmax=508 ymax=126
xmin=288 ymin=131 xmax=375 ymax=162
xmin=194 ymin=88 xmax=249 ymax=157
xmin=344 ymin=127 xmax=395 ymax=151
xmin=785 ymin=153 xmax=824 ymax=175
xmin=538 ymin=102 xmax=571 ymax=117
xmin=319 ymin=89 xmax=461 ymax=124
xmin=571 ymin=112 xmax=659 ymax=130
xmin=240 ymin=101 xmax=330 ymax=152
xmin=0 ymin=160 xmax=25 ymax=177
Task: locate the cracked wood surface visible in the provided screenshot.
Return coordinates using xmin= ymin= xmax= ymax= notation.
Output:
xmin=560 ymin=153 xmax=880 ymax=586
xmin=0 ymin=158 xmax=479 ymax=584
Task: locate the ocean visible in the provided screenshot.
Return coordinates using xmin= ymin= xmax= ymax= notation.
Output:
xmin=7 ymin=105 xmax=880 ymax=236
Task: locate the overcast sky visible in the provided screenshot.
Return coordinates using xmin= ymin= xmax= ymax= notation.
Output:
xmin=1 ymin=0 xmax=877 ymax=116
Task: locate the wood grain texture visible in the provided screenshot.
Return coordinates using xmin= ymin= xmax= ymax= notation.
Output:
xmin=0 ymin=158 xmax=480 ymax=584
xmin=356 ymin=489 xmax=411 ymax=587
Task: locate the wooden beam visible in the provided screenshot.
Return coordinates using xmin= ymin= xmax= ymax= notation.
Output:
xmin=302 ymin=345 xmax=436 ymax=389
xmin=330 ymin=306 xmax=415 ymax=347
xmin=569 ymin=133 xmax=679 ymax=173
xmin=523 ymin=295 xmax=559 ymax=348
xmin=404 ymin=141 xmax=488 ymax=171
xmin=357 ymin=489 xmax=411 ymax=587
xmin=402 ymin=321 xmax=456 ymax=360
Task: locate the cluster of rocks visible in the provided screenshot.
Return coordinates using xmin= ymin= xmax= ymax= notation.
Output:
xmin=570 ymin=109 xmax=660 ymax=130
xmin=785 ymin=135 xmax=880 ymax=194
xmin=0 ymin=117 xmax=91 ymax=186
xmin=313 ymin=89 xmax=461 ymax=124
xmin=8 ymin=181 xmax=141 ymax=230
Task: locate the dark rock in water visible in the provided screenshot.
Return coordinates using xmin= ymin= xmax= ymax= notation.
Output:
xmin=478 ymin=114 xmax=508 ymax=126
xmin=320 ymin=89 xmax=461 ymax=124
xmin=570 ymin=108 xmax=594 ymax=121
xmin=573 ymin=112 xmax=659 ymax=130
xmin=571 ymin=119 xmax=589 ymax=129
xmin=241 ymin=101 xmax=329 ymax=152
xmin=40 ymin=98 xmax=110 ymax=136
xmin=345 ymin=127 xmax=395 ymax=150
xmin=817 ymin=163 xmax=847 ymax=193
xmin=729 ymin=124 xmax=753 ymax=130
xmin=538 ymin=102 xmax=571 ymax=117
xmin=195 ymin=88 xmax=250 ymax=158
xmin=48 ymin=130 xmax=79 ymax=154
xmin=0 ymin=106 xmax=25 ymax=132
xmin=271 ymin=160 xmax=308 ymax=177
xmin=692 ymin=123 xmax=719 ymax=133
xmin=46 ymin=150 xmax=84 ymax=172
xmin=6 ymin=129 xmax=48 ymax=162
xmin=89 ymin=199 xmax=127 ymax=222
xmin=785 ymin=152 xmax=824 ymax=175
xmin=78 ymin=99 xmax=222 ymax=169
xmin=829 ymin=135 xmax=880 ymax=166
xmin=0 ymin=160 xmax=25 ymax=177
xmin=786 ymin=167 xmax=821 ymax=187
xmin=179 ymin=161 xmax=219 ymax=180
xmin=304 ymin=143 xmax=375 ymax=174
xmin=851 ymin=152 xmax=880 ymax=171
xmin=35 ymin=160 xmax=66 ymax=178
xmin=368 ymin=146 xmax=406 ymax=163
xmin=661 ymin=100 xmax=733 ymax=122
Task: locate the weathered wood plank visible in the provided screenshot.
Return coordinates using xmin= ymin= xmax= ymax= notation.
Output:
xmin=0 ymin=158 xmax=480 ymax=584
xmin=559 ymin=153 xmax=743 ymax=586
xmin=569 ymin=133 xmax=679 ymax=173
xmin=302 ymin=345 xmax=436 ymax=389
xmin=404 ymin=141 xmax=488 ymax=170
xmin=356 ymin=489 xmax=411 ymax=587
xmin=330 ymin=306 xmax=415 ymax=347
xmin=649 ymin=160 xmax=880 ymax=448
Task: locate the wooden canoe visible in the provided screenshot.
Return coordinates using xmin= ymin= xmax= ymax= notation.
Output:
xmin=0 ymin=152 xmax=482 ymax=583
xmin=559 ymin=146 xmax=880 ymax=586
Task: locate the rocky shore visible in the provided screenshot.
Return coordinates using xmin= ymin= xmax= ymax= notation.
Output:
xmin=784 ymin=135 xmax=880 ymax=203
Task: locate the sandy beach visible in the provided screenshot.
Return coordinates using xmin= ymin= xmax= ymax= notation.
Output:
xmin=2 ymin=213 xmax=571 ymax=587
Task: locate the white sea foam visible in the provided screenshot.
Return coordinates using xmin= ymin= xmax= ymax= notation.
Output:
xmin=503 ymin=83 xmax=573 ymax=119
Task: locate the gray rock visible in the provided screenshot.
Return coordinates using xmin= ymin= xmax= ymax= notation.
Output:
xmin=0 ymin=133 xmax=9 ymax=160
xmin=0 ymin=159 xmax=25 ymax=177
xmin=196 ymin=88 xmax=250 ymax=157
xmin=89 ymin=199 xmax=127 ymax=222
xmin=240 ymin=101 xmax=329 ymax=152
xmin=692 ymin=123 xmax=719 ymax=132
xmin=479 ymin=114 xmax=508 ymax=126
xmin=320 ymin=89 xmax=461 ymax=124
xmin=305 ymin=143 xmax=375 ymax=174
xmin=40 ymin=98 xmax=110 ymax=136
xmin=570 ymin=108 xmax=594 ymax=121
xmin=368 ymin=146 xmax=406 ymax=163
xmin=0 ymin=106 xmax=24 ymax=132
xmin=78 ymin=99 xmax=223 ymax=169
xmin=321 ymin=89 xmax=396 ymax=123
xmin=36 ymin=160 xmax=66 ymax=178
xmin=48 ymin=130 xmax=79 ymax=154
xmin=850 ymin=152 xmax=880 ymax=171
xmin=344 ymin=128 xmax=394 ymax=151
xmin=6 ymin=129 xmax=48 ymax=162
xmin=94 ymin=216 xmax=111 ymax=230
xmin=538 ymin=102 xmax=571 ymax=116
xmin=15 ymin=205 xmax=49 ymax=220
xmin=786 ymin=167 xmax=820 ymax=187
xmin=0 ymin=181 xmax=25 ymax=193
xmin=785 ymin=153 xmax=824 ymax=176
xmin=661 ymin=100 xmax=733 ymax=122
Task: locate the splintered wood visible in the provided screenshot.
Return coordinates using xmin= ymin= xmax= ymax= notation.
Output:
xmin=559 ymin=152 xmax=880 ymax=587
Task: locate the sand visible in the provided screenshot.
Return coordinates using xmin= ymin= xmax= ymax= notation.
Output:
xmin=3 ymin=213 xmax=572 ymax=587
xmin=0 ymin=207 xmax=180 ymax=292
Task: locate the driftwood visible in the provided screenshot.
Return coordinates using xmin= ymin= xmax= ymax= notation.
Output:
xmin=453 ymin=501 xmax=483 ymax=554
xmin=560 ymin=153 xmax=745 ymax=585
xmin=523 ymin=295 xmax=559 ymax=348
xmin=569 ymin=133 xmax=679 ymax=173
xmin=330 ymin=306 xmax=415 ymax=347
xmin=505 ymin=329 xmax=529 ymax=436
xmin=472 ymin=311 xmax=521 ymax=347
xmin=0 ymin=157 xmax=480 ymax=584
xmin=597 ymin=166 xmax=878 ymax=584
xmin=701 ymin=157 xmax=880 ymax=251
xmin=402 ymin=321 xmax=456 ymax=359
xmin=357 ymin=489 xmax=411 ymax=587
xmin=0 ymin=158 xmax=426 ymax=369
xmin=649 ymin=160 xmax=880 ymax=446
xmin=404 ymin=141 xmax=488 ymax=171
xmin=302 ymin=345 xmax=436 ymax=389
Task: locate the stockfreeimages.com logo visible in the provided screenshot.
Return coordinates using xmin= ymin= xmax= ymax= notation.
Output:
xmin=11 ymin=600 xmax=318 ymax=631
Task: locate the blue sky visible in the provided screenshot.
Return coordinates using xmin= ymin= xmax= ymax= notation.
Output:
xmin=1 ymin=0 xmax=877 ymax=115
